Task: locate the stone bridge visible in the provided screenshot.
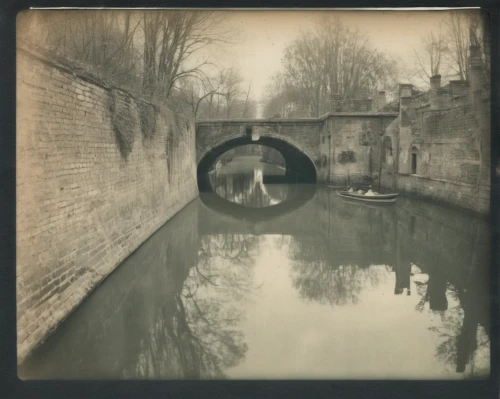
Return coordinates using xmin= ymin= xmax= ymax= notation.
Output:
xmin=195 ymin=112 xmax=398 ymax=190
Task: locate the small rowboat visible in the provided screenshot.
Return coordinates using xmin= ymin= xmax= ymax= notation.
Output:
xmin=337 ymin=190 xmax=399 ymax=204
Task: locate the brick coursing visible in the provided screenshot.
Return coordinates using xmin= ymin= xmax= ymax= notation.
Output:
xmin=16 ymin=49 xmax=198 ymax=363
xmin=381 ymin=84 xmax=490 ymax=214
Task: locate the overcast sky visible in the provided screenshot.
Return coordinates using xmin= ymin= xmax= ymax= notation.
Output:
xmin=192 ymin=9 xmax=476 ymax=115
xmin=26 ymin=8 xmax=480 ymax=116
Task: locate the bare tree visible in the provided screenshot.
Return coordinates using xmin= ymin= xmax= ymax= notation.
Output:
xmin=410 ymin=24 xmax=449 ymax=83
xmin=217 ymin=68 xmax=244 ymax=118
xmin=264 ymin=16 xmax=398 ymax=118
xmin=445 ymin=10 xmax=488 ymax=81
xmin=264 ymin=72 xmax=301 ymax=118
xmin=406 ymin=10 xmax=488 ymax=86
xmin=173 ymin=76 xmax=222 ymax=118
xmin=240 ymin=82 xmax=253 ymax=118
xmin=141 ymin=11 xmax=233 ymax=101
xmin=19 ymin=11 xmax=143 ymax=88
xmin=176 ymin=68 xmax=257 ymax=120
xmin=19 ymin=10 xmax=236 ymax=103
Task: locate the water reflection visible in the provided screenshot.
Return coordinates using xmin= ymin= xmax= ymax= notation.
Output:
xmin=209 ymin=155 xmax=288 ymax=208
xmin=19 ymin=158 xmax=490 ymax=380
xmin=200 ymin=156 xmax=316 ymax=225
xmin=289 ymin=256 xmax=392 ymax=307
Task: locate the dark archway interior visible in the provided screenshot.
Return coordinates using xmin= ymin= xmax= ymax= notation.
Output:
xmin=197 ymin=135 xmax=317 ymax=192
xmin=199 ymin=184 xmax=317 ymax=224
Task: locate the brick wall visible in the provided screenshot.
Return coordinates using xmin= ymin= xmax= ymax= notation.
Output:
xmin=381 ymin=83 xmax=490 ymax=214
xmin=18 ymin=203 xmax=199 ymax=379
xmin=16 ymin=48 xmax=198 ymax=363
xmin=419 ymin=107 xmax=484 ymax=184
xmin=392 ymin=174 xmax=489 ymax=213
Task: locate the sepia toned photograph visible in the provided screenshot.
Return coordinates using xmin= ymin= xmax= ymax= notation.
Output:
xmin=16 ymin=8 xmax=491 ymax=381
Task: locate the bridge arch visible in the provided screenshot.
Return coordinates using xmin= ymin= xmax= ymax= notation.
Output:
xmin=197 ymin=133 xmax=318 ymax=191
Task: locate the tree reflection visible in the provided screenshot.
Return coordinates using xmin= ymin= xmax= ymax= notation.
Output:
xmin=305 ymin=189 xmax=490 ymax=378
xmin=196 ymin=234 xmax=263 ymax=300
xmin=122 ymin=234 xmax=261 ymax=379
xmin=288 ymin=236 xmax=391 ymax=307
xmin=411 ymin=225 xmax=490 ymax=378
xmin=444 ymin=270 xmax=489 ymax=378
xmin=414 ymin=271 xmax=449 ymax=310
xmin=125 ymin=289 xmax=247 ymax=379
xmin=423 ymin=281 xmax=490 ymax=378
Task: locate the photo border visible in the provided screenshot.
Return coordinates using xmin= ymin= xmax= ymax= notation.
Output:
xmin=1 ymin=0 xmax=498 ymax=398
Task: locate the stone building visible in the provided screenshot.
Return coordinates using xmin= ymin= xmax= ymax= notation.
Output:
xmin=380 ymin=45 xmax=490 ymax=214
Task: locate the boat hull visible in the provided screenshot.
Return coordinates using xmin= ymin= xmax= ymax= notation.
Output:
xmin=337 ymin=191 xmax=398 ymax=203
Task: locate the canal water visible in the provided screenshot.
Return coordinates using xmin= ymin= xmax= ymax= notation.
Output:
xmin=19 ymin=156 xmax=490 ymax=380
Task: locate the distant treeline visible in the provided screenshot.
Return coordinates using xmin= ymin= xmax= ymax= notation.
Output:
xmin=216 ymin=145 xmax=285 ymax=168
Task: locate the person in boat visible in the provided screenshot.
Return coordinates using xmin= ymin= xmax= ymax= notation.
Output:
xmin=348 ymin=187 xmax=354 ymax=193
xmin=365 ymin=185 xmax=375 ymax=196
xmin=357 ymin=189 xmax=364 ymax=195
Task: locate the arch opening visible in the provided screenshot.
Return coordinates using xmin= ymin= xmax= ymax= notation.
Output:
xmin=411 ymin=146 xmax=419 ymax=175
xmin=197 ymin=135 xmax=317 ymax=192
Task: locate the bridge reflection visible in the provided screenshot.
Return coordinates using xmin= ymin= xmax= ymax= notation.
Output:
xmin=199 ymin=156 xmax=317 ymax=228
xmin=210 ymin=162 xmax=288 ymax=207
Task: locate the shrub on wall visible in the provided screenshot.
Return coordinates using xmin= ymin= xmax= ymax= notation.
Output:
xmin=359 ymin=129 xmax=372 ymax=146
xmin=137 ymin=100 xmax=157 ymax=140
xmin=110 ymin=89 xmax=138 ymax=159
xmin=338 ymin=150 xmax=357 ymax=187
xmin=337 ymin=150 xmax=356 ymax=164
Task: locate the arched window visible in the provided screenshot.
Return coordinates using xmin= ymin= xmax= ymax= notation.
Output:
xmin=411 ymin=147 xmax=419 ymax=175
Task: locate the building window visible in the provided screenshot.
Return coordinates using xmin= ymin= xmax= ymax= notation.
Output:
xmin=411 ymin=147 xmax=419 ymax=174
